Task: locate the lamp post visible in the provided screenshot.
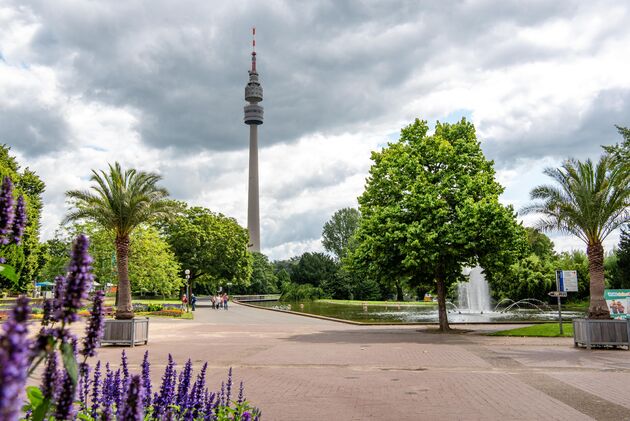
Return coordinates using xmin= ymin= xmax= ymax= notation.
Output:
xmin=184 ymin=269 xmax=190 ymax=312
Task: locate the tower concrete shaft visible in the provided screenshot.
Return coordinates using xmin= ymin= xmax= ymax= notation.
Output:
xmin=247 ymin=124 xmax=260 ymax=252
xmin=244 ymin=28 xmax=263 ymax=252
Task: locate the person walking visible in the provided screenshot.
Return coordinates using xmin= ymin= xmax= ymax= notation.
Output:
xmin=190 ymin=293 xmax=197 ymax=311
xmin=223 ymin=293 xmax=229 ymax=311
xmin=181 ymin=294 xmax=188 ymax=312
xmin=210 ymin=295 xmax=216 ymax=309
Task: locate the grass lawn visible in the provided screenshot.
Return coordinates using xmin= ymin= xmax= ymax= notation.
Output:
xmin=317 ymin=299 xmax=436 ymax=306
xmin=490 ymin=323 xmax=573 ymax=337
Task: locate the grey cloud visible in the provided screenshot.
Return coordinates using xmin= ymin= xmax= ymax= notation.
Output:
xmin=0 ymin=104 xmax=69 ymax=156
xmin=264 ymin=209 xmax=326 ymax=249
xmin=14 ymin=0 xmax=604 ymax=156
xmin=483 ymin=89 xmax=630 ymax=167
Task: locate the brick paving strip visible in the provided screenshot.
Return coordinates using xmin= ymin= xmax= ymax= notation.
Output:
xmin=467 ymin=346 xmax=630 ymax=421
xmin=85 ymin=303 xmax=630 ymax=420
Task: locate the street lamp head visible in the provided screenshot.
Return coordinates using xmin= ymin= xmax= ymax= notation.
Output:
xmin=184 ymin=269 xmax=190 ymax=275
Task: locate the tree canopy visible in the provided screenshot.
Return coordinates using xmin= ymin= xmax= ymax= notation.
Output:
xmin=350 ymin=118 xmax=526 ymax=330
xmin=322 ymin=207 xmax=360 ymax=261
xmin=160 ymin=204 xmax=252 ymax=290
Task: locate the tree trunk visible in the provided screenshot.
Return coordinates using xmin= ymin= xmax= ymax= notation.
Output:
xmin=395 ymin=280 xmax=404 ymax=301
xmin=587 ymin=241 xmax=610 ymax=319
xmin=436 ymin=275 xmax=451 ymax=332
xmin=115 ymin=234 xmax=134 ymax=320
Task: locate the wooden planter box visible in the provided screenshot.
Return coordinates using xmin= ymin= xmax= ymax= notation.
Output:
xmin=573 ymin=318 xmax=630 ymax=350
xmin=102 ymin=317 xmax=149 ymax=347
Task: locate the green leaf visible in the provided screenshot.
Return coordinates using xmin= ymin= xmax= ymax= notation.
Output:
xmin=77 ymin=411 xmax=94 ymax=421
xmin=0 ymin=264 xmax=18 ymax=283
xmin=31 ymin=398 xmax=51 ymax=421
xmin=61 ymin=342 xmax=79 ymax=384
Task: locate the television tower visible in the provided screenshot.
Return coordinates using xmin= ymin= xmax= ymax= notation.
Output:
xmin=244 ymin=27 xmax=263 ymax=252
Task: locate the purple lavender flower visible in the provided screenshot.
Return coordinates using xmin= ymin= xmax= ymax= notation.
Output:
xmin=0 ymin=296 xmax=31 ymax=420
xmin=78 ymin=363 xmax=91 ymax=411
xmin=154 ymin=354 xmax=176 ymax=418
xmin=102 ymin=363 xmax=114 ymax=420
xmin=204 ymin=391 xmax=216 ymax=419
xmin=176 ymin=358 xmax=193 ymax=407
xmin=91 ymin=360 xmax=102 ymax=417
xmin=237 ymin=381 xmax=244 ymax=405
xmin=52 ymin=275 xmax=66 ymax=322
xmin=41 ymin=299 xmax=54 ymax=326
xmin=55 ymin=370 xmax=76 ymax=420
xmin=141 ymin=350 xmax=152 ymax=408
xmin=119 ymin=375 xmax=144 ymax=421
xmin=41 ymin=350 xmax=58 ymax=401
xmin=59 ymin=235 xmax=93 ymax=323
xmin=121 ymin=349 xmax=129 ymax=385
xmin=226 ymin=367 xmax=233 ymax=404
xmin=242 ymin=411 xmax=252 ymax=421
xmin=81 ymin=290 xmax=105 ymax=357
xmin=0 ymin=176 xmax=14 ymax=245
xmin=186 ymin=362 xmax=207 ymax=420
xmin=113 ymin=368 xmax=122 ymax=410
xmin=12 ymin=195 xmax=26 ymax=245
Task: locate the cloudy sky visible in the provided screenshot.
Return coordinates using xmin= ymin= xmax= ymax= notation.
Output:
xmin=1 ymin=0 xmax=629 ymax=259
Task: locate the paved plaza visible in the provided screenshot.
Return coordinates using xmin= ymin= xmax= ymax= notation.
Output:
xmin=96 ymin=303 xmax=630 ymax=421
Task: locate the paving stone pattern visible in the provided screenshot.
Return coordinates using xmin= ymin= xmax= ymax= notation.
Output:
xmin=94 ymin=303 xmax=630 ymax=420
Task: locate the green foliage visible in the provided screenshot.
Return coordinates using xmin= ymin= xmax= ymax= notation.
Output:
xmin=322 ymin=207 xmax=360 ymax=260
xmin=602 ymin=125 xmax=630 ymax=173
xmin=289 ymin=252 xmax=337 ymax=287
xmin=525 ymin=227 xmax=555 ymax=260
xmin=160 ymin=204 xmax=252 ymax=290
xmin=280 ymin=283 xmax=328 ymax=301
xmin=610 ymin=228 xmax=630 ymax=289
xmin=350 ymin=118 xmax=527 ymax=329
xmin=38 ymin=237 xmax=71 ymax=283
xmin=234 ymin=252 xmax=278 ymax=294
xmin=0 ymin=145 xmax=45 ymax=292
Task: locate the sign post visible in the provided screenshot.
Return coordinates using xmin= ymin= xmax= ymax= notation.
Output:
xmin=555 ymin=269 xmax=564 ymax=335
xmin=551 ymin=270 xmax=578 ymax=335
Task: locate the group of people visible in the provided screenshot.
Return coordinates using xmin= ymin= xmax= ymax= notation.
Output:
xmin=211 ymin=293 xmax=229 ymax=310
xmin=180 ymin=293 xmax=229 ymax=311
xmin=180 ymin=293 xmax=197 ymax=311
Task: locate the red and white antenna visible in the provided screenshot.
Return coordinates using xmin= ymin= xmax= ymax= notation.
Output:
xmin=251 ymin=26 xmax=257 ymax=72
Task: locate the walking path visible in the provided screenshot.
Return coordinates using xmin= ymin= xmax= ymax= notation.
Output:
xmin=97 ymin=303 xmax=630 ymax=420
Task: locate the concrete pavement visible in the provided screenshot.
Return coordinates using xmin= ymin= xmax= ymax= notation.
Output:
xmin=95 ymin=303 xmax=630 ymax=420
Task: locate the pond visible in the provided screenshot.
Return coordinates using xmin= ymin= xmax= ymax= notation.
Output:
xmin=249 ymin=300 xmax=586 ymax=323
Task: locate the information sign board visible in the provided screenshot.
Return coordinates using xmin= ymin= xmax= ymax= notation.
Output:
xmin=556 ymin=270 xmax=578 ymax=292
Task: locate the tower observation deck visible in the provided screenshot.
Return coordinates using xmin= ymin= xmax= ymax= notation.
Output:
xmin=245 ymin=28 xmax=263 ymax=252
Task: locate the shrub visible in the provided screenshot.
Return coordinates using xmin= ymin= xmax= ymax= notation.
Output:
xmin=280 ymin=282 xmax=328 ymax=301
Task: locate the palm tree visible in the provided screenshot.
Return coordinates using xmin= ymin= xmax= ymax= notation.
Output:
xmin=65 ymin=162 xmax=174 ymax=319
xmin=523 ymin=156 xmax=629 ymax=319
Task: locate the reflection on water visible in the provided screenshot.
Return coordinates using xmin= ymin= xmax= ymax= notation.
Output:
xmin=250 ymin=300 xmax=585 ymax=323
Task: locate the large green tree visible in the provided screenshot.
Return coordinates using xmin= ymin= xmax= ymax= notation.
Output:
xmin=523 ymin=156 xmax=630 ymax=318
xmin=603 ymin=125 xmax=629 ymax=172
xmin=0 ymin=145 xmax=45 ymax=292
xmin=350 ymin=119 xmax=526 ymax=331
xmin=65 ymin=162 xmax=174 ymax=319
xmin=322 ymin=207 xmax=360 ymax=261
xmin=160 ymin=205 xmax=252 ymax=291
